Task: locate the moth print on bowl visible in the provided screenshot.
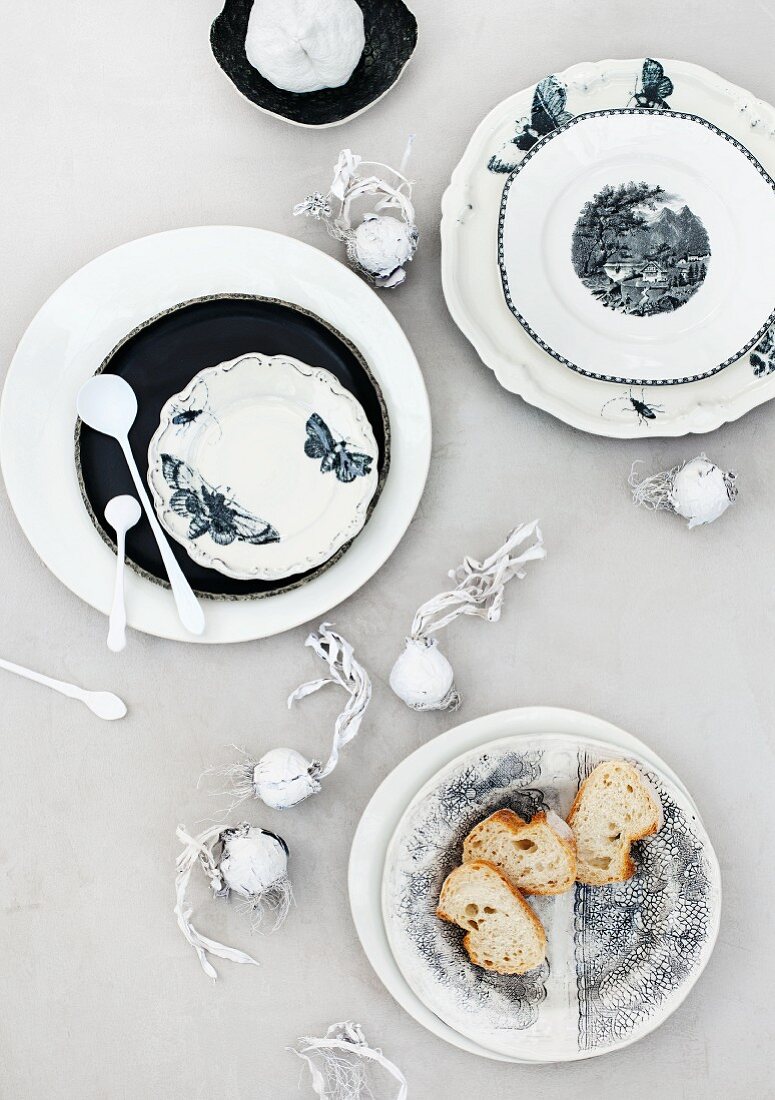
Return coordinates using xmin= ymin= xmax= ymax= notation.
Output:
xmin=488 ymin=75 xmax=573 ymax=173
xmin=628 ymin=58 xmax=674 ymax=111
xmin=573 ymin=752 xmax=712 ymax=1051
xmin=572 ymin=183 xmax=711 ymax=317
xmin=601 ymin=388 xmax=664 ymax=426
xmin=161 ymin=454 xmax=280 ymax=547
xmin=750 ymin=324 xmax=775 ymax=376
xmin=304 ymin=413 xmax=374 ymax=483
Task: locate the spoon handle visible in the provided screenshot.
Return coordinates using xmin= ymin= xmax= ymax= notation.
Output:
xmin=0 ymin=657 xmax=85 ymax=700
xmin=107 ymin=528 xmax=128 ymax=652
xmin=118 ymin=436 xmax=205 ymax=636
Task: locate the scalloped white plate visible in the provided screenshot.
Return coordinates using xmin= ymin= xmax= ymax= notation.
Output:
xmin=442 ymin=57 xmax=775 ymax=436
xmin=148 ymin=354 xmax=378 ymax=581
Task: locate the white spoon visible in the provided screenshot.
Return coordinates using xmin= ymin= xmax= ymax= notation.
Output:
xmin=0 ymin=657 xmax=127 ymax=720
xmin=104 ymin=495 xmax=142 ymax=652
xmin=77 ymin=375 xmax=205 ymax=636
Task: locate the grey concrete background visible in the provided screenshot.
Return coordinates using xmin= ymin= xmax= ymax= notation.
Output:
xmin=0 ymin=2 xmax=773 ymax=1097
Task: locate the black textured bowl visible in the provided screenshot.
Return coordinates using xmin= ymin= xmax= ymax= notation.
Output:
xmin=210 ymin=0 xmax=417 ymax=127
xmin=75 ymin=295 xmax=390 ymax=601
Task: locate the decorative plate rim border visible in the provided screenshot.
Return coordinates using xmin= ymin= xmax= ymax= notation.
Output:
xmin=497 ymin=107 xmax=775 ymax=386
xmin=74 ymin=292 xmax=391 ymax=602
xmin=147 ymin=351 xmax=380 ymax=581
xmin=381 ymin=729 xmax=722 ymax=1063
xmin=440 ymin=56 xmax=775 ymax=438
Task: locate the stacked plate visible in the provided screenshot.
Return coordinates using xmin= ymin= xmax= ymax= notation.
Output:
xmin=0 ymin=227 xmax=431 ymax=642
xmin=349 ymin=707 xmax=720 ymax=1062
xmin=442 ymin=57 xmax=775 ymax=436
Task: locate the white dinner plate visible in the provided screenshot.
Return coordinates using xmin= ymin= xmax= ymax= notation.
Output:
xmin=499 ymin=110 xmax=775 ymax=384
xmin=442 ymin=57 xmax=775 ymax=436
xmin=0 ymin=226 xmax=431 ymax=643
xmin=383 ymin=732 xmax=720 ymax=1063
xmin=148 ymin=354 xmax=379 ymax=580
xmin=348 ymin=707 xmax=706 ymax=1064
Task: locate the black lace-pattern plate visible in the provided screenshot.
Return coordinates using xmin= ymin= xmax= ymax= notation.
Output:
xmin=383 ymin=734 xmax=720 ymax=1061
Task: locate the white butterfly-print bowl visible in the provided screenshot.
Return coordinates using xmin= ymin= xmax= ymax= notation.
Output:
xmin=147 ymin=353 xmax=379 ymax=581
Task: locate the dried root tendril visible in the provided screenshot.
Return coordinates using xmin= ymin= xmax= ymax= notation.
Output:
xmin=290 ymin=1022 xmax=407 ymax=1100
xmin=174 ymin=824 xmax=260 ymax=980
xmin=410 ymin=520 xmax=546 ymax=640
xmin=628 ymin=460 xmax=679 ymax=511
xmin=287 ymin=622 xmax=372 ymax=781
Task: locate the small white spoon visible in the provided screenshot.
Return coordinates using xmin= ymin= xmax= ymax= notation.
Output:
xmin=77 ymin=375 xmax=205 ymax=636
xmin=104 ymin=495 xmax=142 ymax=652
xmin=0 ymin=657 xmax=127 ymax=720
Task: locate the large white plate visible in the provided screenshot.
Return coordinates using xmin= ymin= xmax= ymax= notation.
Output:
xmin=442 ymin=57 xmax=775 ymax=436
xmin=382 ymin=732 xmax=720 ymax=1062
xmin=0 ymin=226 xmax=430 ymax=643
xmin=348 ymin=707 xmax=705 ymax=1064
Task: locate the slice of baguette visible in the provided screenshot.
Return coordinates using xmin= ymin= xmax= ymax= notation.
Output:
xmin=567 ymin=761 xmax=664 ymax=886
xmin=436 ymin=859 xmax=546 ymax=975
xmin=462 ymin=808 xmax=577 ymax=895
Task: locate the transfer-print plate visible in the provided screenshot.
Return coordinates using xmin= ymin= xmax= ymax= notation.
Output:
xmin=148 ymin=353 xmax=378 ymax=581
xmin=442 ymin=57 xmax=775 ymax=435
xmin=499 ymin=110 xmax=775 ymax=385
xmin=382 ymin=732 xmax=720 ymax=1062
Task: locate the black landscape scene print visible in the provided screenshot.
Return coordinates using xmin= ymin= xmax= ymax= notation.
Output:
xmin=571 ymin=182 xmax=711 ymax=316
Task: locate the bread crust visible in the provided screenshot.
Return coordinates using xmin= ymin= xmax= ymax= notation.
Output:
xmin=437 ymin=859 xmax=547 ymax=974
xmin=462 ymin=809 xmax=577 ymax=895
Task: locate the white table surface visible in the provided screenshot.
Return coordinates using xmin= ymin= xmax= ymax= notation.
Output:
xmin=0 ymin=2 xmax=772 ymax=1097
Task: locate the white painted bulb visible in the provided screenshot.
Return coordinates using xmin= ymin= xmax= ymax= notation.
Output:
xmin=253 ymin=746 xmax=321 ymax=809
xmin=389 ymin=636 xmax=460 ymax=712
xmin=245 ymin=0 xmax=365 ymax=94
xmin=348 ymin=214 xmax=418 ymax=287
xmin=218 ymin=826 xmax=289 ymax=899
xmin=669 ymin=457 xmax=737 ymax=528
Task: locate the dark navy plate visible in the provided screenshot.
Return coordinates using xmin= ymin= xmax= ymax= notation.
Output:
xmin=75 ymin=294 xmax=389 ymax=599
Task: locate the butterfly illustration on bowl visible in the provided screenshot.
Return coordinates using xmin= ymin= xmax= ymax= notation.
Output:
xmin=488 ymin=75 xmax=573 ymax=174
xmin=160 ymin=454 xmax=280 ymax=546
xmin=628 ymin=59 xmax=674 ymax=111
xmin=304 ymin=414 xmax=374 ymax=483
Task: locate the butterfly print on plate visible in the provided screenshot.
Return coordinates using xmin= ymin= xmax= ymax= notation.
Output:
xmin=304 ymin=413 xmax=374 ymax=483
xmin=488 ymin=75 xmax=573 ymax=173
xmin=629 ymin=58 xmax=674 ymax=110
xmin=160 ymin=454 xmax=280 ymax=547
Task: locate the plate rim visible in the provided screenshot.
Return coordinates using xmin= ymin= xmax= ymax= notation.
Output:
xmin=348 ymin=706 xmax=718 ymax=1063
